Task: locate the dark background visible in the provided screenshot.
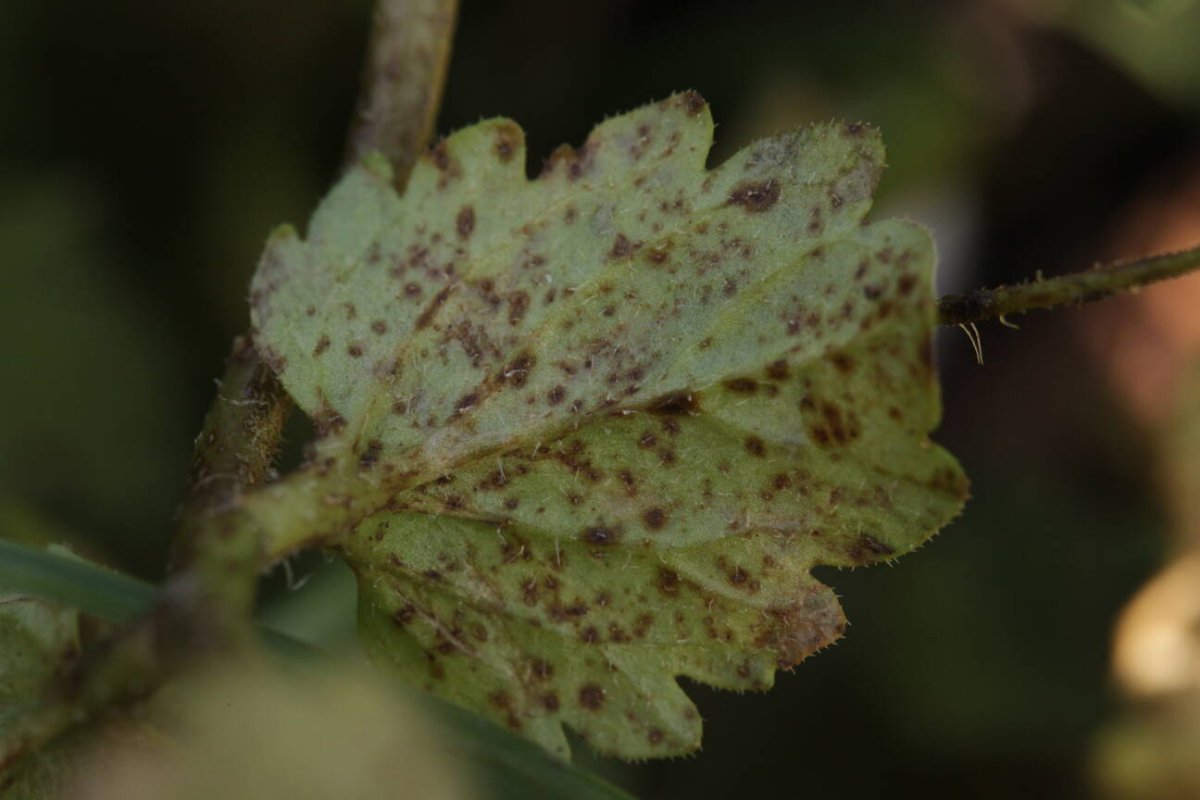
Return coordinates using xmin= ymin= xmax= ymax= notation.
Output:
xmin=4 ymin=1 xmax=1200 ymax=797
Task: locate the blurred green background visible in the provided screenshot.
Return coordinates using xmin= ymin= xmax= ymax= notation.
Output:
xmin=3 ymin=0 xmax=1200 ymax=797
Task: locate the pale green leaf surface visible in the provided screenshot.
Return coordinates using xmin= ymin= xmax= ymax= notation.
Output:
xmin=249 ymin=93 xmax=967 ymax=759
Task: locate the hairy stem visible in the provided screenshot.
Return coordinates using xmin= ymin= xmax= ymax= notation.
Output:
xmin=346 ymin=0 xmax=460 ymax=188
xmin=937 ymin=244 xmax=1200 ymax=327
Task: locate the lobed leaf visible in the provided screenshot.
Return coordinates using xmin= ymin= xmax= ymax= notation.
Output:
xmin=249 ymin=92 xmax=967 ymax=759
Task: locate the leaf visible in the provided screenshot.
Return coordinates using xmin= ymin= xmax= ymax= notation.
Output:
xmin=0 ymin=556 xmax=80 ymax=771
xmin=248 ymin=92 xmax=967 ymax=759
xmin=0 ymin=535 xmax=155 ymax=626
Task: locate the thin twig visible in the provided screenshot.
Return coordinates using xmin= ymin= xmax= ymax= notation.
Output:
xmin=937 ymin=244 xmax=1200 ymax=327
xmin=346 ymin=0 xmax=460 ymax=188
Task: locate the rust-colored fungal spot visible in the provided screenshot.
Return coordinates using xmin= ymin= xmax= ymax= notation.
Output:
xmin=456 ymin=206 xmax=476 ymax=239
xmin=681 ymin=90 xmax=706 ymax=115
xmin=493 ymin=122 xmax=519 ymax=162
xmin=650 ymin=392 xmax=699 ymax=415
xmin=744 ymin=436 xmax=767 ymax=457
xmin=727 ymin=179 xmax=781 ymax=212
xmin=579 ymin=684 xmax=606 ymax=710
xmin=765 ymin=359 xmax=789 ymax=380
xmin=848 ymin=534 xmax=895 ymax=564
xmin=507 ymin=290 xmax=530 ymax=325
xmin=658 ymin=568 xmax=680 ymax=596
xmin=542 ymin=143 xmax=592 ymax=181
xmin=415 ymin=285 xmax=452 ymax=330
xmin=358 ymin=439 xmax=383 ymax=470
xmin=583 ymin=526 xmax=618 ymax=546
xmin=643 ymin=507 xmax=667 ymax=531
xmin=547 ymin=385 xmax=567 ymax=405
xmin=723 ymin=377 xmax=759 ymax=394
xmin=313 ymin=335 xmax=331 ymax=356
xmin=500 ymin=352 xmax=535 ymax=387
xmin=609 ymin=233 xmax=635 ymax=260
xmin=429 ymin=139 xmax=451 ymax=170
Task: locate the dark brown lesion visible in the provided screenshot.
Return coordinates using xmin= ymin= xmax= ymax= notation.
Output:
xmin=726 ymin=179 xmax=780 ymax=212
xmin=846 ymin=533 xmax=895 ymax=565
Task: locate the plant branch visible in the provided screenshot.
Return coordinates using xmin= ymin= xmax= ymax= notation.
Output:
xmin=345 ymin=0 xmax=460 ymax=188
xmin=937 ymin=244 xmax=1200 ymax=327
xmin=0 ymin=0 xmax=462 ymax=771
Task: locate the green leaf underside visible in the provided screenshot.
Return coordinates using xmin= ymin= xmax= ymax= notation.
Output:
xmin=249 ymin=92 xmax=967 ymax=759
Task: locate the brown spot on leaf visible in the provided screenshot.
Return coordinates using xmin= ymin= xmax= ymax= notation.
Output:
xmin=745 ymin=436 xmax=767 ymax=457
xmin=727 ymin=179 xmax=781 ymax=212
xmin=681 ymin=90 xmax=707 ymax=115
xmin=392 ymin=604 xmax=416 ymax=626
xmin=429 ymin=139 xmax=451 ymax=169
xmin=547 ymin=385 xmax=567 ymax=405
xmin=415 ymin=285 xmax=452 ymax=330
xmin=358 ymin=439 xmax=383 ymax=470
xmin=765 ymin=359 xmax=789 ymax=380
xmin=807 ymin=207 xmax=824 ymax=234
xmin=609 ymin=233 xmax=635 ymax=260
xmin=542 ymin=143 xmax=592 ymax=181
xmin=723 ymin=377 xmax=758 ymax=394
xmin=809 ymin=401 xmax=861 ymax=447
xmin=658 ymin=568 xmax=680 ymax=596
xmin=583 ymin=526 xmax=619 ymax=546
xmin=493 ymin=123 xmax=519 ymax=162
xmin=830 ymin=353 xmax=855 ymax=374
xmin=848 ymin=534 xmax=895 ymax=565
xmin=312 ymin=336 xmax=330 ymax=356
xmin=456 ymin=206 xmax=476 ymax=239
xmin=579 ymin=684 xmax=606 ymax=710
xmin=507 ymin=291 xmax=530 ymax=325
xmin=500 ymin=352 xmax=534 ymax=387
xmin=642 ymin=507 xmax=667 ymax=531
xmin=650 ymin=392 xmax=699 ymax=415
